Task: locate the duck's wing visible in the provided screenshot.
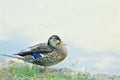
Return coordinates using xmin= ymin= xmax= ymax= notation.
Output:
xmin=15 ymin=43 xmax=53 ymax=56
xmin=31 ymin=43 xmax=53 ymax=53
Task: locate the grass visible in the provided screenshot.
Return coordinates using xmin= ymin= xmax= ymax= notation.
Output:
xmin=0 ymin=63 xmax=96 ymax=80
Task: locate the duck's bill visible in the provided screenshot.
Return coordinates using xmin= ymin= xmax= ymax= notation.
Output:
xmin=60 ymin=41 xmax=67 ymax=46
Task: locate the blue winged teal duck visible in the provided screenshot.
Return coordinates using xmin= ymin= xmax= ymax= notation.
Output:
xmin=15 ymin=35 xmax=68 ymax=73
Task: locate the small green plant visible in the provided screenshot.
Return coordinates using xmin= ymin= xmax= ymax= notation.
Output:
xmin=0 ymin=63 xmax=96 ymax=80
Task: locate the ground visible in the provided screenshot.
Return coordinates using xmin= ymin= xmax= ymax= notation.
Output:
xmin=0 ymin=58 xmax=120 ymax=80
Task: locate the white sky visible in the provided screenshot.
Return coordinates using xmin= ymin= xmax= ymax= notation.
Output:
xmin=0 ymin=0 xmax=120 ymax=52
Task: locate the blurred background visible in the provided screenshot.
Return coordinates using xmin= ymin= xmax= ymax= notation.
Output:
xmin=0 ymin=0 xmax=120 ymax=75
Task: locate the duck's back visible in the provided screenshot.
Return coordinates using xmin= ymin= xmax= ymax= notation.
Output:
xmin=30 ymin=43 xmax=53 ymax=54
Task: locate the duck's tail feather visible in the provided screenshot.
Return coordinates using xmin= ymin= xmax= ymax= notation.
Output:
xmin=0 ymin=54 xmax=23 ymax=60
xmin=14 ymin=51 xmax=33 ymax=56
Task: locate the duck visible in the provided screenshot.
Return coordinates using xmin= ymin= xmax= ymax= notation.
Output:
xmin=15 ymin=35 xmax=68 ymax=73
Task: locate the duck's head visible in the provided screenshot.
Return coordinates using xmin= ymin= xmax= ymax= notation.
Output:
xmin=48 ymin=35 xmax=65 ymax=47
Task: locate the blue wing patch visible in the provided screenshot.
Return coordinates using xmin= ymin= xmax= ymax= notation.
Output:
xmin=31 ymin=53 xmax=42 ymax=59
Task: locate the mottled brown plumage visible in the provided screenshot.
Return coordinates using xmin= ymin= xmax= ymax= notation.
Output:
xmin=15 ymin=35 xmax=67 ymax=73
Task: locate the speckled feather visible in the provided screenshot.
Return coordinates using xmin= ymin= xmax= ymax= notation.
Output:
xmin=33 ymin=46 xmax=67 ymax=66
xmin=17 ymin=43 xmax=53 ymax=56
xmin=15 ymin=35 xmax=67 ymax=67
xmin=30 ymin=43 xmax=53 ymax=53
